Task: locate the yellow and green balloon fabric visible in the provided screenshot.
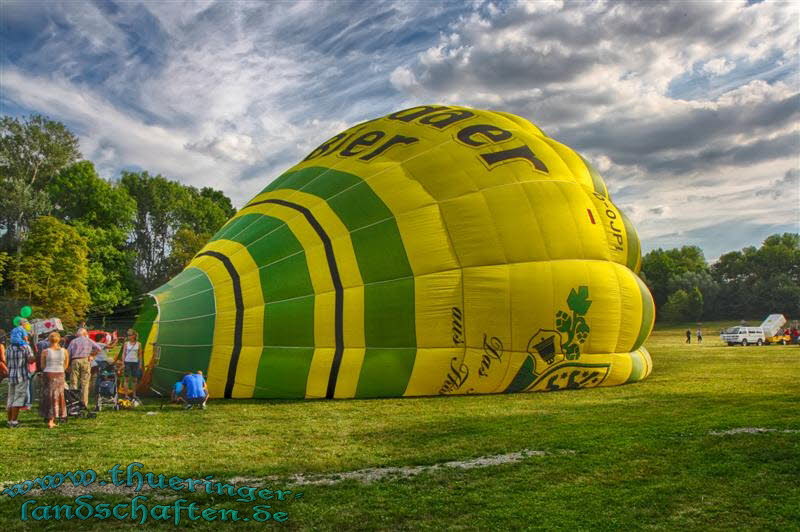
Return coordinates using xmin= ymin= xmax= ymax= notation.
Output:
xmin=134 ymin=105 xmax=655 ymax=399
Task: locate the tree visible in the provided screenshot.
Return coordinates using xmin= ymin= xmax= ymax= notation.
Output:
xmin=200 ymin=187 xmax=236 ymax=218
xmin=120 ymin=171 xmax=235 ymax=291
xmin=48 ymin=160 xmax=136 ymax=228
xmin=711 ymin=233 xmax=800 ymax=319
xmin=667 ymin=270 xmax=720 ymax=320
xmin=641 ymin=246 xmax=709 ymax=310
xmin=74 ymin=223 xmax=136 ymax=315
xmin=661 ymin=289 xmax=690 ymax=322
xmin=10 ymin=216 xmax=90 ymax=327
xmin=0 ymin=115 xmax=81 ymax=251
xmin=686 ymin=287 xmax=704 ymax=322
xmin=48 ymin=161 xmax=138 ymax=314
xmin=167 ymin=228 xmax=211 ymax=274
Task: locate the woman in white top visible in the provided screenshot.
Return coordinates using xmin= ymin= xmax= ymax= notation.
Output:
xmin=39 ymin=331 xmax=69 ymax=428
xmin=119 ymin=329 xmax=143 ymax=397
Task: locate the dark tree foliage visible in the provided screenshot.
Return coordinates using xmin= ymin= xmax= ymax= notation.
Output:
xmin=643 ymin=234 xmax=800 ymax=322
xmin=120 ymin=171 xmax=234 ymax=291
xmin=0 ymin=114 xmax=81 ymax=251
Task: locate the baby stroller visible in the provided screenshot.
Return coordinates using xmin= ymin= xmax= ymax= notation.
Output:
xmin=63 ymin=387 xmax=95 ymax=420
xmin=94 ymin=360 xmax=119 ymax=411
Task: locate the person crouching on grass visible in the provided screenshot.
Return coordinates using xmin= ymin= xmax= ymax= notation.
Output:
xmin=39 ymin=332 xmax=68 ymax=429
xmin=119 ymin=329 xmax=143 ymax=399
xmin=181 ymin=370 xmax=209 ymax=409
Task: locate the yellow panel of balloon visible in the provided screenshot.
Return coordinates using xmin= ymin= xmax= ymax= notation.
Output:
xmin=133 ymin=106 xmax=655 ymax=399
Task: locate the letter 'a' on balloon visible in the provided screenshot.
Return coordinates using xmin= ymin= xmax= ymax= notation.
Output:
xmin=133 ymin=105 xmax=655 ymax=399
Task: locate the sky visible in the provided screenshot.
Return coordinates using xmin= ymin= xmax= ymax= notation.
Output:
xmin=1 ymin=0 xmax=798 ymax=260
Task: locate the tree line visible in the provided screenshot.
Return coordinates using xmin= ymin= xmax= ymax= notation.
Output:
xmin=640 ymin=233 xmax=800 ymax=323
xmin=0 ymin=114 xmax=235 ymax=327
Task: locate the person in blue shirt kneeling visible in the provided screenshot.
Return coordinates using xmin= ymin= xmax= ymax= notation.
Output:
xmin=181 ymin=370 xmax=208 ymax=410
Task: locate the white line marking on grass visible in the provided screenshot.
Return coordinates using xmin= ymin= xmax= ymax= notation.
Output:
xmin=0 ymin=449 xmax=571 ymax=497
xmin=709 ymin=427 xmax=800 ymax=436
xmin=232 ymin=449 xmax=574 ymax=486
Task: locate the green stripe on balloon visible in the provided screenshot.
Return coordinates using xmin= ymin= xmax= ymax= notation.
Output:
xmin=619 ymin=209 xmax=641 ymax=273
xmin=264 ymin=166 xmax=417 ymax=398
xmin=150 ymin=268 xmax=216 ymax=391
xmin=214 ymin=212 xmax=316 ymax=399
xmin=579 ymin=155 xmax=608 ymax=198
xmin=625 ymin=350 xmax=646 ymax=383
xmin=631 ymin=274 xmax=654 ymax=352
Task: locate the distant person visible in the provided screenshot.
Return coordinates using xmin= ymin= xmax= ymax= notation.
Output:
xmin=696 ymin=328 xmax=703 ymax=343
xmin=119 ymin=330 xmax=142 ymax=398
xmin=181 ymin=370 xmax=208 ymax=409
xmin=67 ymin=328 xmax=99 ymax=408
xmin=39 ymin=332 xmax=68 ymax=429
xmin=6 ymin=325 xmax=35 ymax=428
xmin=685 ymin=329 xmax=691 ymax=344
xmin=36 ymin=333 xmax=49 ymax=357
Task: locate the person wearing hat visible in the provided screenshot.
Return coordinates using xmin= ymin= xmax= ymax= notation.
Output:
xmin=6 ymin=319 xmax=35 ymax=428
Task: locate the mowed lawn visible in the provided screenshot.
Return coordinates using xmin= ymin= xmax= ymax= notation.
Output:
xmin=1 ymin=322 xmax=798 ymax=530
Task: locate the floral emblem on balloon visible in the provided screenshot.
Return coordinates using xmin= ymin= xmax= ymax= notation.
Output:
xmin=555 ymin=286 xmax=592 ymax=360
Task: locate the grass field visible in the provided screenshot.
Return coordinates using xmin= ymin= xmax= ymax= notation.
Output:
xmin=1 ymin=322 xmax=798 ymax=530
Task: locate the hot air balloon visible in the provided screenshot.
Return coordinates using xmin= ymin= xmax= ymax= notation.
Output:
xmin=134 ymin=105 xmax=654 ymax=399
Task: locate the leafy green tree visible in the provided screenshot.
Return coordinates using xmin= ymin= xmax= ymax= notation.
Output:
xmin=48 ymin=161 xmax=138 ymax=314
xmin=120 ymin=171 xmax=182 ymax=289
xmin=686 ymin=287 xmax=704 ymax=322
xmin=661 ymin=289 xmax=690 ymax=322
xmin=0 ymin=251 xmax=9 ymax=284
xmin=167 ymin=228 xmax=211 ymax=274
xmin=667 ymin=270 xmax=720 ymax=319
xmin=48 ymin=160 xmax=136 ymax=228
xmin=641 ymin=246 xmax=709 ymax=310
xmin=711 ymin=233 xmax=800 ymax=319
xmin=200 ymin=187 xmax=236 ymax=218
xmin=10 ymin=216 xmax=90 ymax=327
xmin=74 ymin=223 xmax=136 ymax=315
xmin=120 ymin=171 xmax=234 ymax=291
xmin=0 ymin=115 xmax=81 ymax=251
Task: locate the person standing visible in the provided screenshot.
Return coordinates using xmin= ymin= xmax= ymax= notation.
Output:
xmin=67 ymin=328 xmax=99 ymax=408
xmin=696 ymin=328 xmax=703 ymax=343
xmin=35 ymin=333 xmax=49 ymax=357
xmin=6 ymin=322 xmax=35 ymax=428
xmin=10 ymin=319 xmax=35 ymax=411
xmin=119 ymin=330 xmax=142 ymax=398
xmin=39 ymin=332 xmax=68 ymax=428
xmin=685 ymin=329 xmax=691 ymax=344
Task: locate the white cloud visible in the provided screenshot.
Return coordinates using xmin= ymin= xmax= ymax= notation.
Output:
xmin=2 ymin=0 xmax=798 ymax=257
xmin=702 ymin=57 xmax=735 ymax=76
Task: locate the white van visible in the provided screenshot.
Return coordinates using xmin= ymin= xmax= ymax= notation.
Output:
xmin=720 ymin=326 xmax=765 ymax=346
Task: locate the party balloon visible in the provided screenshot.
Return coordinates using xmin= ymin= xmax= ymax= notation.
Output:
xmin=134 ymin=105 xmax=654 ymax=399
xmin=20 ymin=305 xmax=32 ymax=318
xmin=13 ymin=316 xmax=22 ymax=327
